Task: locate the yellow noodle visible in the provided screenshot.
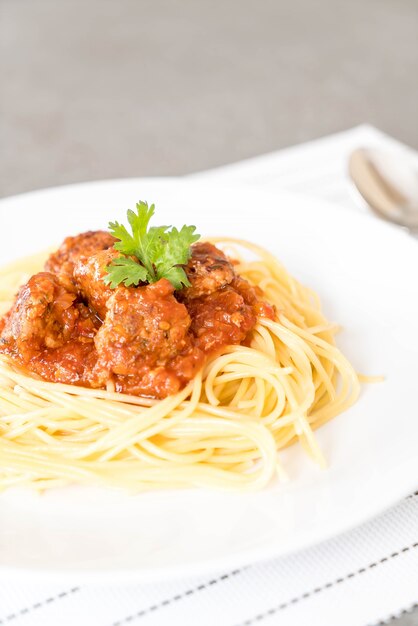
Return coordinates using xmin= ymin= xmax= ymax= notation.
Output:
xmin=0 ymin=239 xmax=362 ymax=492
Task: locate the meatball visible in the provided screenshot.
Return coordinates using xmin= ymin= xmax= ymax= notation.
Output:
xmin=92 ymin=278 xmax=202 ymax=397
xmin=45 ymin=230 xmax=116 ymax=291
xmin=73 ymin=248 xmax=119 ymax=319
xmin=231 ymin=276 xmax=276 ymax=320
xmin=181 ymin=242 xmax=235 ymax=299
xmin=0 ymin=272 xmax=78 ymax=361
xmin=186 ymin=285 xmax=257 ymax=353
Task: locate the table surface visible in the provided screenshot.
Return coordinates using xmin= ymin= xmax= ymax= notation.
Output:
xmin=0 ymin=1 xmax=417 ymax=624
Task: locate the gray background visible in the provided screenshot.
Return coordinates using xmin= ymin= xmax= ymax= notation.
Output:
xmin=0 ymin=1 xmax=417 ymax=624
xmin=0 ymin=0 xmax=417 ymax=198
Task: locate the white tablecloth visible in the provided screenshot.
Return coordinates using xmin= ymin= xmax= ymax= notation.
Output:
xmin=1 ymin=125 xmax=417 ymax=626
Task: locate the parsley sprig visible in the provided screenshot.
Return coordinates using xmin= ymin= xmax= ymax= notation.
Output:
xmin=104 ymin=202 xmax=200 ymax=290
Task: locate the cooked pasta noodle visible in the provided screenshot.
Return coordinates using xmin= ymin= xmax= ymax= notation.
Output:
xmin=0 ymin=240 xmax=360 ymax=492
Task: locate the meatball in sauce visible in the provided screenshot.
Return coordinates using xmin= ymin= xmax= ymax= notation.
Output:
xmin=0 ymin=232 xmax=274 ymax=398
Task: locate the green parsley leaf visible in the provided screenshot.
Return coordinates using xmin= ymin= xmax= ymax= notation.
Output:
xmin=104 ymin=201 xmax=200 ymax=289
xmin=154 ymin=226 xmax=200 ymax=289
xmin=103 ymin=256 xmax=148 ymax=288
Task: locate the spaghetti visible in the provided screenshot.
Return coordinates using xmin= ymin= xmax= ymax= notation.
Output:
xmin=0 ymin=240 xmax=360 ymax=492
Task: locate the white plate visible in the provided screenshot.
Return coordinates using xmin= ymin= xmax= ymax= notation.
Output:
xmin=0 ymin=178 xmax=417 ymax=583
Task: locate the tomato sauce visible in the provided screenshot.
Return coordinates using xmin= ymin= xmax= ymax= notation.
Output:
xmin=0 ymin=235 xmax=274 ymax=399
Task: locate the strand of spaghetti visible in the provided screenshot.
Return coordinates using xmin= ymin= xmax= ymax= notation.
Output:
xmin=97 ymin=375 xmax=203 ymax=462
xmin=264 ymin=317 xmax=337 ymax=401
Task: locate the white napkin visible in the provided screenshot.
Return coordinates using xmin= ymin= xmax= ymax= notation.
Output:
xmin=192 ymin=123 xmax=418 ymax=213
xmin=1 ymin=125 xmax=417 ymax=626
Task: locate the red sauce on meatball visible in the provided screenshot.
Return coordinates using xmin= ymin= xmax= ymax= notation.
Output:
xmin=0 ymin=234 xmax=275 ymax=399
